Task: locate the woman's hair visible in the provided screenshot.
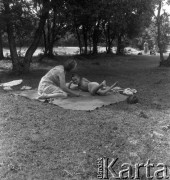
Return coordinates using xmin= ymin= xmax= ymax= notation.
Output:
xmin=63 ymin=59 xmax=77 ymax=72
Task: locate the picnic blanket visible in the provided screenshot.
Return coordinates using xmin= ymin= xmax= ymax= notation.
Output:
xmin=13 ymin=89 xmax=127 ymax=111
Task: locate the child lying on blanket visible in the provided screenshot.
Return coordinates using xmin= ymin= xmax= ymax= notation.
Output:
xmin=68 ymin=74 xmax=118 ymax=96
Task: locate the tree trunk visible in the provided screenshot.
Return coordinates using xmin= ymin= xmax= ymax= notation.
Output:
xmin=48 ymin=42 xmax=54 ymax=57
xmin=0 ymin=30 xmax=4 ymax=60
xmin=92 ymin=20 xmax=101 ymax=54
xmin=3 ymin=0 xmax=22 ymax=72
xmin=47 ymin=18 xmax=51 ymax=54
xmin=49 ymin=6 xmax=57 ymax=57
xmin=103 ymin=22 xmax=109 ymax=53
xmin=107 ymin=42 xmax=112 ymax=54
xmin=6 ymin=22 xmax=20 ymax=71
xmin=116 ymin=35 xmax=124 ymax=55
xmin=23 ymin=1 xmax=50 ymax=72
xmin=106 ymin=22 xmax=112 ymax=54
xmin=46 ymin=7 xmax=57 ymax=58
xmin=89 ymin=36 xmax=92 ymax=54
xmin=92 ymin=28 xmax=98 ymax=54
xmin=73 ymin=13 xmax=82 ymax=54
xmin=43 ymin=28 xmax=48 ymax=56
xmin=157 ymin=0 xmax=164 ymax=63
xmin=75 ymin=26 xmax=82 ymax=54
xmin=116 ymin=35 xmax=121 ymax=55
xmin=83 ymin=26 xmax=88 ymax=54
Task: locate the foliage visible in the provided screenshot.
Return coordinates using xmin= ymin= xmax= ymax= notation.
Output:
xmin=153 ymin=0 xmax=170 ymax=62
xmin=0 ymin=0 xmax=169 ymax=72
xmin=65 ymin=0 xmax=154 ymax=54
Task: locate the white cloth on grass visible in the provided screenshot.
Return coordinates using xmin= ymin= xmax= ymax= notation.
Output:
xmin=0 ymin=79 xmax=23 ymax=87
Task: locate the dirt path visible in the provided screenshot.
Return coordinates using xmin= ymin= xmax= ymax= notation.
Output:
xmin=0 ymin=55 xmax=170 ymax=180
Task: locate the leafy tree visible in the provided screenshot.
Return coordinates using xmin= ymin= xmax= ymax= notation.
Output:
xmin=112 ymin=0 xmax=153 ymax=54
xmin=13 ymin=0 xmax=35 ymax=53
xmin=66 ymin=0 xmax=105 ymax=54
xmin=1 ymin=0 xmax=51 ymax=73
xmin=67 ymin=0 xmax=154 ymax=55
xmin=145 ymin=0 xmax=170 ymax=65
xmin=101 ymin=0 xmax=117 ymax=53
xmin=43 ymin=0 xmax=69 ymax=57
xmin=2 ymin=0 xmax=19 ymax=70
xmin=0 ymin=29 xmax=4 ymax=60
xmin=23 ymin=0 xmax=51 ymax=72
xmin=0 ymin=0 xmax=4 ymax=60
xmin=157 ymin=1 xmax=170 ymax=64
xmin=66 ymin=0 xmax=93 ymax=54
xmin=156 ymin=0 xmax=166 ymax=61
xmin=1 ymin=0 xmax=167 ymax=72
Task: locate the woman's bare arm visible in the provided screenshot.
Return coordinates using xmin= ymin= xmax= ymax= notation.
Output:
xmin=67 ymin=81 xmax=79 ymax=90
xmin=67 ymin=81 xmax=73 ymax=89
xmin=59 ymin=72 xmax=80 ymax=97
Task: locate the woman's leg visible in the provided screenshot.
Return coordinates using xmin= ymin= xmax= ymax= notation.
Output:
xmin=38 ymin=83 xmax=68 ymax=99
xmin=38 ymin=92 xmax=68 ymax=99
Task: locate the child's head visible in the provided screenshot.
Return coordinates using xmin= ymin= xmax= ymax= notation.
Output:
xmin=71 ymin=74 xmax=81 ymax=84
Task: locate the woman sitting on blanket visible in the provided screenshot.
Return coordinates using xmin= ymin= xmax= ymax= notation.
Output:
xmin=38 ymin=59 xmax=81 ymax=99
xmin=68 ymin=74 xmax=118 ymax=96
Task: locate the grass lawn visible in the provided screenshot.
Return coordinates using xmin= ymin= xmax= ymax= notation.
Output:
xmin=0 ymin=54 xmax=170 ymax=180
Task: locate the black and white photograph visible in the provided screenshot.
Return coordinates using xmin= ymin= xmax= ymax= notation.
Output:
xmin=0 ymin=0 xmax=170 ymax=179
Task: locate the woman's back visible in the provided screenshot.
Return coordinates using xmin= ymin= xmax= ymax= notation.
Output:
xmin=43 ymin=65 xmax=64 ymax=86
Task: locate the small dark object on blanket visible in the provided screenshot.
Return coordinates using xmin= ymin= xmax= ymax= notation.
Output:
xmin=139 ymin=111 xmax=148 ymax=119
xmin=127 ymin=95 xmax=139 ymax=104
xmin=43 ymin=98 xmax=54 ymax=103
xmin=138 ymin=52 xmax=142 ymax=55
xmin=44 ymin=99 xmax=50 ymax=103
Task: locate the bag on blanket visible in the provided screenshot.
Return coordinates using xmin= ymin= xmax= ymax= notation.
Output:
xmin=127 ymin=95 xmax=139 ymax=104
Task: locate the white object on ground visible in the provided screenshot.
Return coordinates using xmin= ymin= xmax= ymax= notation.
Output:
xmin=112 ymin=86 xmax=123 ymax=92
xmin=112 ymin=86 xmax=122 ymax=90
xmin=3 ymin=86 xmax=13 ymax=91
xmin=123 ymin=88 xmax=137 ymax=95
xmin=21 ymin=86 xmax=32 ymax=90
xmin=0 ymin=79 xmax=23 ymax=87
